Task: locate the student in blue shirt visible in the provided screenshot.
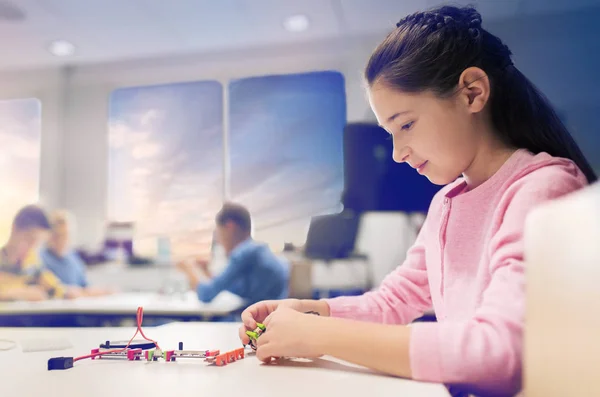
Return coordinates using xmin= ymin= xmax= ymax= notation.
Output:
xmin=177 ymin=203 xmax=289 ymax=305
xmin=40 ymin=210 xmax=111 ymax=296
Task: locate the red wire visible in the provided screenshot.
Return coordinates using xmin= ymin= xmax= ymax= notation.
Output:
xmin=74 ymin=306 xmax=159 ymax=362
xmin=136 ymin=306 xmax=160 ymax=349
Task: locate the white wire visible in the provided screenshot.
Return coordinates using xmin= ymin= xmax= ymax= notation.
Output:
xmin=0 ymin=339 xmax=17 ymax=351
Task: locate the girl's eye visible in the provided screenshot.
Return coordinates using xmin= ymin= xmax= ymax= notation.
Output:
xmin=401 ymin=121 xmax=415 ymax=131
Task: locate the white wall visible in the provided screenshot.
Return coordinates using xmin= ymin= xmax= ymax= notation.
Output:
xmin=487 ymin=9 xmax=600 ymax=170
xmin=0 ymin=7 xmax=598 ymax=249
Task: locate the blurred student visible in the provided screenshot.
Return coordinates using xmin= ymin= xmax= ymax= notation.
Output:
xmin=0 ymin=205 xmax=78 ymax=301
xmin=177 ymin=203 xmax=289 ymax=305
xmin=40 ymin=210 xmax=111 ymax=296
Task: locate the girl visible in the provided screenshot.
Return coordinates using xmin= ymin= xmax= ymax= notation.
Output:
xmin=238 ymin=5 xmax=596 ymax=396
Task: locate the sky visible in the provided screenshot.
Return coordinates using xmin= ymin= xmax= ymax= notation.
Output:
xmin=0 ymin=98 xmax=41 ymax=245
xmin=108 ymin=71 xmax=346 ymax=259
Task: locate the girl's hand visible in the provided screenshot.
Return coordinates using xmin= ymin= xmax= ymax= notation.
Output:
xmin=238 ymin=299 xmax=304 ymax=345
xmin=256 ymin=307 xmax=324 ymax=362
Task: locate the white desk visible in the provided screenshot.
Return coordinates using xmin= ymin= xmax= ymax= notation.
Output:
xmin=86 ymin=262 xmax=188 ymax=292
xmin=0 ymin=291 xmax=245 ymax=326
xmin=0 ymin=322 xmax=449 ymax=397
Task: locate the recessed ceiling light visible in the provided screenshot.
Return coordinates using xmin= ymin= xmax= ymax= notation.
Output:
xmin=283 ymin=14 xmax=310 ymax=32
xmin=48 ymin=40 xmax=75 ymax=57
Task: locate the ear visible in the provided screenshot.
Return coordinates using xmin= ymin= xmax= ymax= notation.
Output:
xmin=457 ymin=67 xmax=490 ymax=114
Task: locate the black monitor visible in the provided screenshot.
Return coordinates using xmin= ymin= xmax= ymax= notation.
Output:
xmin=343 ymin=122 xmax=441 ymax=213
xmin=304 ymin=211 xmax=360 ymax=261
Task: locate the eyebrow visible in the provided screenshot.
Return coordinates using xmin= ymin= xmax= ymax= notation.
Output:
xmin=379 ymin=111 xmax=412 ymax=127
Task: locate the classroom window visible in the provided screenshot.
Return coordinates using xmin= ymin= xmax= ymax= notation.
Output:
xmin=0 ymin=98 xmax=42 ymax=244
xmin=228 ymin=71 xmax=346 ymax=251
xmin=108 ymin=81 xmax=223 ymax=259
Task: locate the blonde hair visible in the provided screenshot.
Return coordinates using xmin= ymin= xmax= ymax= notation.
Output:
xmin=49 ymin=210 xmax=76 ymax=234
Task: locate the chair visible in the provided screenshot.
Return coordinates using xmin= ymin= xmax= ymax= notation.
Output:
xmin=304 ymin=211 xmax=361 ymax=261
xmin=308 ymin=211 xmax=422 ymax=297
xmin=354 ymin=211 xmax=423 ymax=286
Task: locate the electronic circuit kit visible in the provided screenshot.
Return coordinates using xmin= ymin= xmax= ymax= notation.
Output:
xmin=47 ymin=306 xmax=247 ymax=370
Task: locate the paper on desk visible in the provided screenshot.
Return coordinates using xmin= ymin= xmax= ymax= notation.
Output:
xmin=20 ymin=338 xmax=73 ymax=353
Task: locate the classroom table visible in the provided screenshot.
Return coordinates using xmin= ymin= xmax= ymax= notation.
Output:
xmin=0 ymin=290 xmax=245 ymax=326
xmin=0 ymin=322 xmax=450 ymax=397
xmin=85 ymin=261 xmax=188 ymax=292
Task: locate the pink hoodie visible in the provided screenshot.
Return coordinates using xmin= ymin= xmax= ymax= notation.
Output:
xmin=326 ymin=149 xmax=588 ymax=396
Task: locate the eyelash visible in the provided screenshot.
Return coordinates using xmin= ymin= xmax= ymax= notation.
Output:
xmin=401 ymin=121 xmax=415 ymax=131
xmin=386 ymin=121 xmax=415 ymax=140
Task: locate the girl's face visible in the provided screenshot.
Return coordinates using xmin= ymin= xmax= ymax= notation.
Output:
xmin=367 ymin=80 xmax=483 ymax=185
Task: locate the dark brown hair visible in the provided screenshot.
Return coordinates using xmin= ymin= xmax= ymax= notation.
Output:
xmin=13 ymin=205 xmax=51 ymax=231
xmin=365 ymin=5 xmax=597 ymax=183
xmin=216 ymin=202 xmax=252 ymax=233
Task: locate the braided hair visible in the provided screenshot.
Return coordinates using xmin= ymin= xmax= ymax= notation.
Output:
xmin=366 ymin=5 xmax=596 ymax=183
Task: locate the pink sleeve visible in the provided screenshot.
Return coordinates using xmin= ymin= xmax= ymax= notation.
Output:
xmin=409 ymin=171 xmax=586 ymax=395
xmin=325 ymin=225 xmax=432 ymax=325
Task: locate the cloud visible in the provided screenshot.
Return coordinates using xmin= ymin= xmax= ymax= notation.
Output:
xmin=109 ymin=112 xmax=163 ymax=160
xmin=132 ymin=195 xmax=220 ymax=257
xmin=0 ymin=132 xmax=39 ymax=160
xmin=131 ymin=143 xmax=161 ymax=160
xmin=108 ymin=121 xmax=152 ymax=150
xmin=228 ymin=160 xmax=342 ymax=248
xmin=132 ymin=167 xmax=152 ymax=177
xmin=0 ymin=106 xmax=40 ymax=161
xmin=140 ymin=109 xmax=161 ymax=127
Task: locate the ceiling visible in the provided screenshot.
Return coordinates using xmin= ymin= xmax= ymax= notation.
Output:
xmin=0 ymin=0 xmax=597 ymax=72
